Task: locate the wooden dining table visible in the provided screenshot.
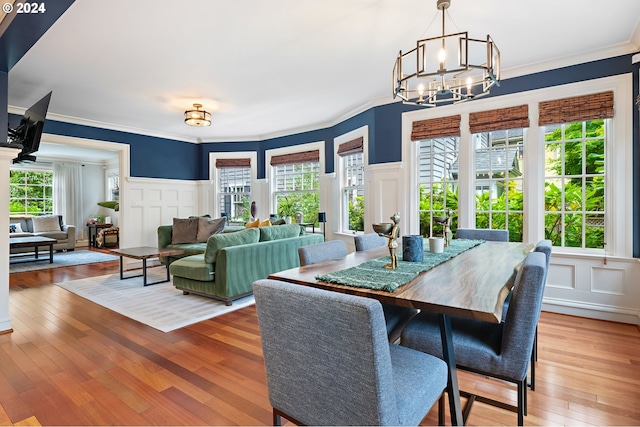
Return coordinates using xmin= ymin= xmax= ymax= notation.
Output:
xmin=268 ymin=240 xmax=533 ymax=426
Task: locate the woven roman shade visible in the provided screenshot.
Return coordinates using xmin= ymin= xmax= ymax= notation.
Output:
xmin=411 ymin=115 xmax=461 ymax=141
xmin=215 ymin=158 xmax=251 ymax=168
xmin=538 ymin=91 xmax=614 ymax=126
xmin=270 ymin=149 xmax=320 ymax=166
xmin=469 ymin=105 xmax=529 ymax=134
xmin=337 ymin=137 xmax=364 ymax=157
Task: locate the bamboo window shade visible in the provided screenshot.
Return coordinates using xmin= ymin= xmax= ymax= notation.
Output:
xmin=411 ymin=115 xmax=461 ymax=140
xmin=270 ymin=149 xmax=320 ymax=166
xmin=215 ymin=158 xmax=251 ymax=168
xmin=337 ymin=137 xmax=364 ymax=157
xmin=469 ymin=105 xmax=530 ymax=134
xmin=538 ymin=91 xmax=614 ymax=126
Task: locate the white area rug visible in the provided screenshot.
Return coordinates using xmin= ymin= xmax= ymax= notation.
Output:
xmin=56 ymin=271 xmax=255 ymax=332
xmin=10 ymin=249 xmax=119 ymax=273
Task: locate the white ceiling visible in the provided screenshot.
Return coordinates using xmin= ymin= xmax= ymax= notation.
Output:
xmin=7 ymin=0 xmax=640 ymax=153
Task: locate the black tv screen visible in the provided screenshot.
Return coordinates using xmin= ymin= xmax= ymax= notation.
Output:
xmin=10 ymin=91 xmax=52 ymax=162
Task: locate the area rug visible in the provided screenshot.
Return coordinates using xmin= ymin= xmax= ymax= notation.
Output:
xmin=55 ymin=271 xmax=255 ymax=332
xmin=10 ymin=250 xmax=119 ymax=273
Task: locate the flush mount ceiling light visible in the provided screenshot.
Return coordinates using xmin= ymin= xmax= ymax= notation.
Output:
xmin=393 ymin=0 xmax=500 ymax=107
xmin=184 ymin=103 xmax=211 ymax=127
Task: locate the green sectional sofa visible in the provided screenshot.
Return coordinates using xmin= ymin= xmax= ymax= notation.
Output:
xmin=169 ymin=224 xmax=323 ymax=305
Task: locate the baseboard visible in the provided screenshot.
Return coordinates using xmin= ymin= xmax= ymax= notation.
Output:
xmin=542 ymin=297 xmax=640 ymax=325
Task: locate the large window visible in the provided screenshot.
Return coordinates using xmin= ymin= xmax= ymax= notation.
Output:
xmin=218 ymin=166 xmax=252 ymax=223
xmin=474 ymin=128 xmax=525 ymax=241
xmin=418 ymin=137 xmax=459 ymax=237
xmin=336 ymin=134 xmax=365 ymax=233
xmin=543 ymin=120 xmax=605 ymax=249
xmin=272 ymin=150 xmax=320 ymax=224
xmin=10 ymin=169 xmax=53 ymax=215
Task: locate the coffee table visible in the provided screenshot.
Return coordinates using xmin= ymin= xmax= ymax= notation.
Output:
xmin=110 ymin=246 xmax=185 ymax=286
xmin=9 ymin=236 xmax=56 ymax=264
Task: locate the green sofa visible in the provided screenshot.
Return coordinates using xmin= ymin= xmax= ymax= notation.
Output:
xmin=157 ymin=221 xmax=244 ymax=264
xmin=169 ymin=224 xmax=323 ymax=305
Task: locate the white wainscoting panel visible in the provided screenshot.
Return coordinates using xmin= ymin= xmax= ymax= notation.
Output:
xmin=122 ymin=177 xmax=201 ymax=269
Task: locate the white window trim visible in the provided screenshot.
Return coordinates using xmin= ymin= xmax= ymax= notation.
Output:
xmin=209 ymin=151 xmax=258 ymax=218
xmin=402 ymin=74 xmax=633 ymax=258
xmin=334 ymin=126 xmax=369 ymax=234
xmin=265 ymin=141 xmax=325 ymax=215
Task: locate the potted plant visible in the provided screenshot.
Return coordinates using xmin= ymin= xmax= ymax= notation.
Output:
xmin=277 ymin=195 xmax=297 ymax=224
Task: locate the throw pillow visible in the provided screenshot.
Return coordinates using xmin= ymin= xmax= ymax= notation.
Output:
xmin=171 ymin=217 xmax=199 ymax=244
xmin=196 ymin=217 xmax=226 ymax=243
xmin=245 ymin=218 xmax=260 ymax=228
xmin=204 ymin=228 xmax=260 ymax=264
xmin=9 ymin=223 xmax=23 ymax=233
xmin=259 ymin=219 xmax=271 ymax=227
xmin=259 ymin=223 xmax=303 ymax=241
xmin=32 ymin=215 xmax=62 ymax=232
xmin=270 ymin=218 xmax=286 ymax=225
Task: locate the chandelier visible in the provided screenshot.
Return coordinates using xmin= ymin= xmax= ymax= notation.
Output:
xmin=184 ymin=103 xmax=211 ymax=127
xmin=393 ymin=0 xmax=500 ymax=107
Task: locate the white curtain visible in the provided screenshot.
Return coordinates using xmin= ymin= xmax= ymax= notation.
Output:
xmin=53 ymin=163 xmax=84 ymax=241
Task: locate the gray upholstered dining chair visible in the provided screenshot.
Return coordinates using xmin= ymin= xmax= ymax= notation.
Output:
xmin=455 ymin=227 xmax=509 ymax=242
xmin=253 ymin=279 xmax=448 ymax=426
xmin=353 ymin=233 xmax=420 ymax=343
xmin=400 ymin=251 xmax=548 ymax=426
xmin=354 ymin=232 xmax=388 ymax=251
xmin=298 ymin=239 xmax=348 ymax=266
xmin=503 ymin=239 xmax=552 ymax=391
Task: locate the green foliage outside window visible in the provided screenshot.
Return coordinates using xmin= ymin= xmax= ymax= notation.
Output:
xmin=348 ymin=195 xmax=364 ymax=232
xmin=10 ymin=170 xmax=53 ymax=215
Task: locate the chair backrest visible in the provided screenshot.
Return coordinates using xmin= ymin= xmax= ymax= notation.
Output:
xmin=500 ymin=251 xmax=547 ymax=380
xmin=455 ymin=228 xmax=509 ymax=242
xmin=298 ymin=239 xmax=348 ymax=266
xmin=533 ymin=239 xmax=552 ymax=283
xmin=354 ymin=233 xmax=387 ymax=252
xmin=253 ymin=279 xmax=400 ymax=425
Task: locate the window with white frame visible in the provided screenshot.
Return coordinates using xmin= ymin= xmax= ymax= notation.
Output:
xmin=418 ymin=137 xmax=460 ymax=237
xmin=337 ymin=136 xmax=365 ymax=233
xmin=406 ymin=80 xmax=631 ymax=256
xmin=473 ymin=128 xmax=525 ymax=241
xmin=216 ymin=158 xmax=252 ymax=223
xmin=543 ymin=120 xmax=606 ymax=249
xmin=271 ymin=149 xmax=320 ymax=224
xmin=10 ymin=167 xmax=54 ymax=215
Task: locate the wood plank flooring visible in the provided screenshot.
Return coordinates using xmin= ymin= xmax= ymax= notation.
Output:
xmin=3 ymin=256 xmax=640 ymax=426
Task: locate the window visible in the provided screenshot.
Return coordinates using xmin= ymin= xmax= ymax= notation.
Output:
xmin=336 ymin=134 xmax=365 ymax=233
xmin=273 ymin=158 xmax=320 ymax=223
xmin=474 ymin=128 xmax=525 ymax=241
xmin=543 ymin=120 xmax=605 ymax=249
xmin=418 ymin=137 xmax=459 ymax=237
xmin=216 ymin=159 xmax=252 ymax=223
xmin=10 ymin=169 xmax=53 ymax=215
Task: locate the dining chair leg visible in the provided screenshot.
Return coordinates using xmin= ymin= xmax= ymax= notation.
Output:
xmin=518 ymin=380 xmax=525 ymax=426
xmin=438 ymin=394 xmax=445 ymax=426
xmin=273 ymin=410 xmax=281 ymax=426
xmin=530 ymin=343 xmax=536 ymax=391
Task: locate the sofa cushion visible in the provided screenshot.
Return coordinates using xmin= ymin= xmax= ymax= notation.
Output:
xmin=259 ymin=223 xmax=303 ymax=242
xmin=32 ymin=215 xmax=61 ymax=232
xmin=172 ymin=217 xmax=199 ymax=244
xmin=204 ymin=227 xmax=260 ymax=264
xmin=34 ymin=231 xmax=67 ymax=240
xmin=9 ymin=223 xmax=23 ymax=233
xmin=170 ymin=254 xmax=215 ymax=282
xmin=165 ymin=243 xmax=206 ymax=258
xmin=196 ymin=217 xmax=226 ymax=243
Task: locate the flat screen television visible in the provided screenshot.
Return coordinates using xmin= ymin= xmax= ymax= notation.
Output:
xmin=9 ymin=91 xmax=52 ymax=163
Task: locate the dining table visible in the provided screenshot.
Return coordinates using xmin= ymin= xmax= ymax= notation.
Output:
xmin=268 ymin=239 xmax=533 ymax=426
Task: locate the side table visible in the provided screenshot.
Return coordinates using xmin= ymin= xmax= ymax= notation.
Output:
xmin=87 ymin=223 xmax=113 ymax=248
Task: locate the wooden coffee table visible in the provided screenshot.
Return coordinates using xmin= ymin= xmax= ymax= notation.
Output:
xmin=9 ymin=236 xmax=56 ymax=264
xmin=110 ymin=246 xmax=185 ymax=286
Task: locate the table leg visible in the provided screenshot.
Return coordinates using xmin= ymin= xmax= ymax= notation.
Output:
xmin=119 ymin=256 xmax=124 ymax=280
xmin=35 ymin=246 xmax=39 ymax=259
xmin=439 ymin=314 xmax=464 ymax=426
xmin=142 ymin=258 xmax=148 ymax=286
xmin=166 ymin=257 xmax=171 ymax=282
xmin=49 ymin=244 xmax=53 ymax=263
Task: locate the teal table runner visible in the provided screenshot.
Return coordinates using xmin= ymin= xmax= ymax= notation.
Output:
xmin=316 ymin=239 xmax=484 ymax=292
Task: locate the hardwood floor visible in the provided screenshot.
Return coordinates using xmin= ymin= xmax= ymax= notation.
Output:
xmin=3 ymin=257 xmax=640 ymax=426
